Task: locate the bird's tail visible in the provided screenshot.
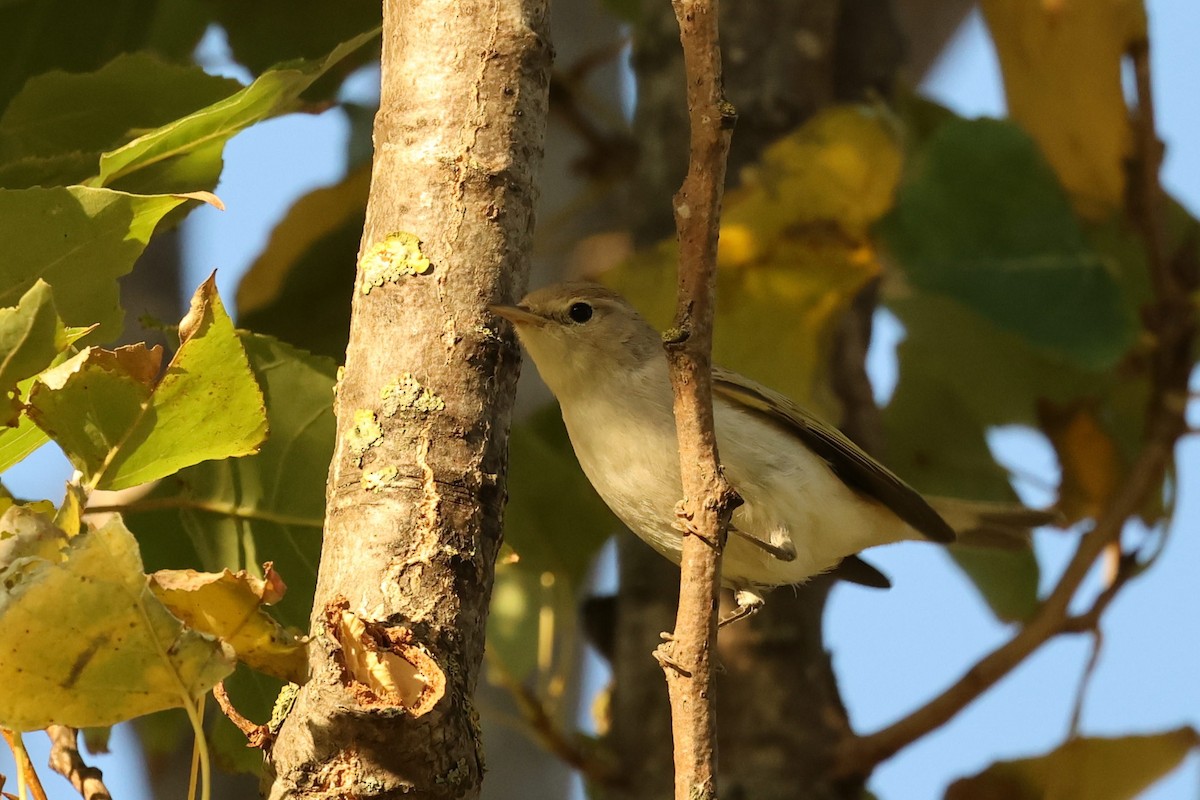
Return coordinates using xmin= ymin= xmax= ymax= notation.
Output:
xmin=928 ymin=497 xmax=1060 ymax=550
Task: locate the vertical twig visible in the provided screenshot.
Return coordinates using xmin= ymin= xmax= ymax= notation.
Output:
xmin=659 ymin=0 xmax=739 ymax=799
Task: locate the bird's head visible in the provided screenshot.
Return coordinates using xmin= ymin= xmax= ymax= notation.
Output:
xmin=490 ymin=282 xmax=661 ymax=399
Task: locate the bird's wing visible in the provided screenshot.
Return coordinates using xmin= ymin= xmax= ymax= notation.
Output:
xmin=711 ymin=367 xmax=955 ymax=543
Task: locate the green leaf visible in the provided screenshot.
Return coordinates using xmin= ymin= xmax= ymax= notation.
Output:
xmin=0 ymin=402 xmax=49 ymax=473
xmin=28 ymin=275 xmax=268 ymax=490
xmin=120 ymin=332 xmax=337 ymax=632
xmin=882 ymin=295 xmax=1093 ymax=620
xmin=92 ymin=29 xmax=380 ymax=192
xmin=880 ymin=117 xmax=1136 ymax=370
xmin=27 ymin=344 xmax=159 ymax=483
xmin=0 ymin=0 xmax=210 ymax=112
xmin=0 ymin=281 xmax=88 ymax=424
xmin=118 ymin=333 xmax=335 ymax=775
xmin=0 ymin=52 xmax=239 ymax=188
xmin=0 ymin=508 xmax=235 ymax=731
xmin=237 ymin=164 xmax=370 ymax=359
xmin=889 ymin=294 xmax=1102 ymax=438
xmin=0 ymin=186 xmax=191 ymax=342
xmin=945 ymin=728 xmax=1199 ymax=800
xmin=211 ymin=0 xmax=381 ymax=77
xmin=946 ymin=545 xmax=1039 ymax=623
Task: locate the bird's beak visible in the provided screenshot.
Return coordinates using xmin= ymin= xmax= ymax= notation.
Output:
xmin=489 ymin=304 xmax=547 ymax=328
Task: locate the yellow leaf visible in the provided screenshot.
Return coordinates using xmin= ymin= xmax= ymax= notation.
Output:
xmin=947 ymin=728 xmax=1199 ymax=800
xmin=1037 ymin=399 xmax=1122 ymax=523
xmin=0 ymin=513 xmax=234 ymax=731
xmin=981 ymin=0 xmax=1147 ymax=220
xmin=151 ymin=564 xmax=308 ymax=684
xmin=602 ymin=105 xmax=899 ymax=409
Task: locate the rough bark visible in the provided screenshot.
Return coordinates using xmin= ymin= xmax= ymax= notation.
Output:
xmin=266 ymin=2 xmax=551 ymax=798
xmin=657 ymin=0 xmax=739 ymax=798
xmin=610 ymin=2 xmax=905 ymax=798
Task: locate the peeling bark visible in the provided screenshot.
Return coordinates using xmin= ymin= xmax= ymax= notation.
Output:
xmin=266 ymin=2 xmax=551 ymax=798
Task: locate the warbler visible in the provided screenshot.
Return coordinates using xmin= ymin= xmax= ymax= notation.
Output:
xmin=492 ymin=282 xmax=1049 ymax=622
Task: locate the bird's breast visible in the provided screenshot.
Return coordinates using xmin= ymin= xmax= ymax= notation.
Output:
xmin=560 ymin=392 xmax=686 ymax=561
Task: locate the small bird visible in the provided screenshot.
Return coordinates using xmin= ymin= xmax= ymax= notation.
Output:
xmin=492 ymin=282 xmax=1049 ymax=623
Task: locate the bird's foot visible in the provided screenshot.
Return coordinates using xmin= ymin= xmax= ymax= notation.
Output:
xmin=652 ymin=640 xmax=691 ymax=676
xmin=718 ymin=589 xmax=765 ymax=628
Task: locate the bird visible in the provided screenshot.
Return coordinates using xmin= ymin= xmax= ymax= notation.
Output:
xmin=491 ymin=282 xmax=1051 ymax=624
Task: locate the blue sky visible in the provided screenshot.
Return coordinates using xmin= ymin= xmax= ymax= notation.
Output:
xmin=832 ymin=5 xmax=1200 ymax=797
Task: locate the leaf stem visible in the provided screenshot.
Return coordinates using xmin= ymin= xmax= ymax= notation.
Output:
xmin=84 ymin=498 xmax=321 ymax=528
xmin=2 ymin=729 xmax=49 ymax=800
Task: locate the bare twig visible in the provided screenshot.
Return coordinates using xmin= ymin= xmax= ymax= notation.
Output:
xmin=1067 ymin=630 xmax=1104 ymax=737
xmin=505 ymin=676 xmax=618 ymax=788
xmin=1059 ymin=550 xmax=1139 ymax=634
xmin=659 ymin=0 xmax=739 ymax=799
xmin=831 ymin=278 xmax=884 ymax=453
xmin=2 ymin=729 xmax=49 ymax=800
xmin=832 ymin=32 xmax=1196 ymax=778
xmin=833 ymin=415 xmax=1181 ymax=774
xmin=1128 ymin=37 xmax=1173 ymax=300
xmin=212 ymin=683 xmax=273 ymax=750
xmin=45 ymin=726 xmax=110 ymax=800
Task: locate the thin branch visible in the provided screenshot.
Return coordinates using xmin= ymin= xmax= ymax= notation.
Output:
xmin=212 ymin=683 xmax=273 ymax=750
xmin=84 ymin=499 xmax=321 ymax=529
xmin=1128 ymin=37 xmax=1174 ymax=300
xmin=831 ymin=278 xmax=884 ymax=453
xmin=505 ymin=676 xmax=618 ymax=789
xmin=1067 ymin=630 xmax=1104 ymax=737
xmin=833 ymin=413 xmax=1180 ymax=774
xmin=2 ymin=729 xmax=49 ymax=800
xmin=659 ymin=0 xmax=739 ymax=799
xmin=832 ymin=33 xmax=1196 ymax=778
xmin=45 ymin=727 xmax=110 ymax=800
xmin=1059 ymin=550 xmax=1139 ymax=634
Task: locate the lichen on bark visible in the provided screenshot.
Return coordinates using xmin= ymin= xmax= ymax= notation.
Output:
xmin=265 ymin=2 xmax=551 ymax=798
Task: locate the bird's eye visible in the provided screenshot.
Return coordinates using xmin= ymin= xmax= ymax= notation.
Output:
xmin=567 ymin=302 xmax=594 ymax=323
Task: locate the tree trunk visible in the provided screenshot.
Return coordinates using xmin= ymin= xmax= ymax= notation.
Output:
xmin=609 ymin=2 xmax=904 ymax=798
xmin=266 ymin=2 xmax=551 ymax=798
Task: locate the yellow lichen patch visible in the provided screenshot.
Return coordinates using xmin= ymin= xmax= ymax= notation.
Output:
xmin=359 ymin=232 xmax=433 ymax=294
xmin=380 ymin=373 xmax=445 ymax=417
xmin=361 ymin=465 xmax=400 ymax=492
xmin=268 ymin=682 xmax=300 ymax=736
xmin=347 ymin=409 xmax=383 ymax=466
xmin=325 ymin=600 xmax=444 ymax=716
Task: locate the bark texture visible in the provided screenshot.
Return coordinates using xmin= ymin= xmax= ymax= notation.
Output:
xmin=266 ymin=2 xmax=551 ymax=798
xmin=610 ymin=2 xmax=905 ymax=798
xmin=658 ymin=0 xmax=738 ymax=798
